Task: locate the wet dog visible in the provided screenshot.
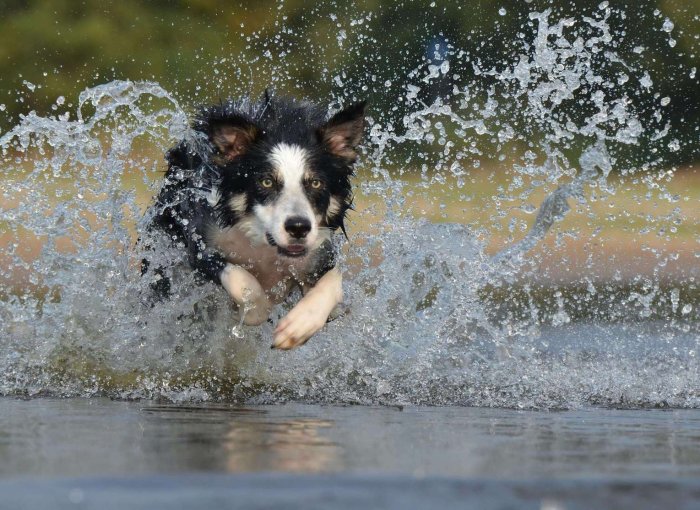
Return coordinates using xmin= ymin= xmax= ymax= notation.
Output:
xmin=142 ymin=93 xmax=365 ymax=349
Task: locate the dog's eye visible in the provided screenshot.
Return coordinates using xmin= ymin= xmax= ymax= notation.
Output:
xmin=261 ymin=178 xmax=274 ymax=188
xmin=310 ymin=179 xmax=322 ymax=189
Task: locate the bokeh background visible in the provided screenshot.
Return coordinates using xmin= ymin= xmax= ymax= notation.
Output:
xmin=0 ymin=0 xmax=698 ymax=167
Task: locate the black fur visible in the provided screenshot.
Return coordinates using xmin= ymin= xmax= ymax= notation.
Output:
xmin=141 ymin=94 xmax=365 ymax=299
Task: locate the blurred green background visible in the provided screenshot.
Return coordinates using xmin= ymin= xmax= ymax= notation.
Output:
xmin=0 ymin=0 xmax=698 ymax=168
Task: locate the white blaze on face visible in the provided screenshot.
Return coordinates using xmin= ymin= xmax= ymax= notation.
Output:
xmin=253 ymin=143 xmax=318 ymax=248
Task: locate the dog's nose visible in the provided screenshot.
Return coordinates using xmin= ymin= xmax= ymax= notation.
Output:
xmin=284 ymin=216 xmax=312 ymax=239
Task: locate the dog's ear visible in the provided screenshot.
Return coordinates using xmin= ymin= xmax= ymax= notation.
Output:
xmin=209 ymin=117 xmax=260 ymax=162
xmin=318 ymin=101 xmax=366 ymax=162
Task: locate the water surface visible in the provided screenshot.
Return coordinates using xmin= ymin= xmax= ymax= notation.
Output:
xmin=3 ymin=397 xmax=700 ymax=478
xmin=3 ymin=397 xmax=700 ymax=509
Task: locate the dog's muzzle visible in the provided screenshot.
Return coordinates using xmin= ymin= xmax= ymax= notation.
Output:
xmin=284 ymin=216 xmax=312 ymax=239
xmin=266 ymin=232 xmax=308 ymax=258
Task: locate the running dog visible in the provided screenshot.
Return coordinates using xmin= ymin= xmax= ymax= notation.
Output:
xmin=141 ymin=93 xmax=365 ymax=349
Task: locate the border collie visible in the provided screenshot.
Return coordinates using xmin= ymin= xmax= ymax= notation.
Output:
xmin=142 ymin=93 xmax=366 ymax=350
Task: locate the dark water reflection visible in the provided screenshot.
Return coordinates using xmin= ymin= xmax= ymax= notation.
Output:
xmin=2 ymin=398 xmax=700 ymax=479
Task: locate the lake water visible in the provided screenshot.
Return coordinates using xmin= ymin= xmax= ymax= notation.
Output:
xmin=2 ymin=397 xmax=700 ymax=509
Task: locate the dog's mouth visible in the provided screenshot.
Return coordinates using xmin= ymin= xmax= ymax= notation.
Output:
xmin=266 ymin=232 xmax=308 ymax=258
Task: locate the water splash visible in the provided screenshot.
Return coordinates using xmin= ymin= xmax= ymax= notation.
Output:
xmin=1 ymin=7 xmax=698 ymax=409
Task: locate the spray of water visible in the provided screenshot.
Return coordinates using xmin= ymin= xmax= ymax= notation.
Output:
xmin=1 ymin=6 xmax=698 ymax=408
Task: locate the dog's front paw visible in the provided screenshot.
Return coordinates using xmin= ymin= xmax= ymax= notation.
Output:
xmin=220 ymin=264 xmax=271 ymax=326
xmin=272 ymin=302 xmax=329 ymax=350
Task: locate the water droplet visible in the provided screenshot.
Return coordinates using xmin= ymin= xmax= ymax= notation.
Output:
xmin=499 ymin=7 xmax=507 ymax=16
xmin=662 ymin=18 xmax=674 ymax=32
xmin=337 ymin=29 xmax=347 ymax=47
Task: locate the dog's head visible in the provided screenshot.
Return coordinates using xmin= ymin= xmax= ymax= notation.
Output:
xmin=199 ymin=96 xmax=365 ymax=259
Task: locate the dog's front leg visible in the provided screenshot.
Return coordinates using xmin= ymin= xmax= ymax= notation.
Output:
xmin=220 ymin=264 xmax=271 ymax=326
xmin=272 ymin=267 xmax=343 ymax=350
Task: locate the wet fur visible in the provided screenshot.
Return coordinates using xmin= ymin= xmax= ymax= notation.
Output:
xmin=142 ymin=94 xmax=365 ymax=349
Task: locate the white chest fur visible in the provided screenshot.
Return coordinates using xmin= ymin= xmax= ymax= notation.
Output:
xmin=208 ymin=224 xmax=310 ymax=303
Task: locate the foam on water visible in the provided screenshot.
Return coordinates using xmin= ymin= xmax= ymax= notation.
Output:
xmin=0 ymin=7 xmax=698 ymax=408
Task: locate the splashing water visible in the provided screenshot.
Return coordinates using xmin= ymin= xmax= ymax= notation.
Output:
xmin=1 ymin=7 xmax=698 ymax=409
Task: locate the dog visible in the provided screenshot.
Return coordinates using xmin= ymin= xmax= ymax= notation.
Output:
xmin=141 ymin=93 xmax=366 ymax=350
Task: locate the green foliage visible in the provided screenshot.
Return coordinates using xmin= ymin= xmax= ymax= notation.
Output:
xmin=0 ymin=0 xmax=697 ymax=166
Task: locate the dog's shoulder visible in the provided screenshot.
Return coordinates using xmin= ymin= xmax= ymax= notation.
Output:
xmin=302 ymin=239 xmax=337 ymax=285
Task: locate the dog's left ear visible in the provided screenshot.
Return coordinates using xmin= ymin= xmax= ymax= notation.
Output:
xmin=318 ymin=101 xmax=367 ymax=162
xmin=209 ymin=116 xmax=260 ymax=163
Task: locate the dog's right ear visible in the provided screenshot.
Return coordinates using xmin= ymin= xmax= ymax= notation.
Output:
xmin=318 ymin=101 xmax=367 ymax=163
xmin=209 ymin=117 xmax=260 ymax=163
